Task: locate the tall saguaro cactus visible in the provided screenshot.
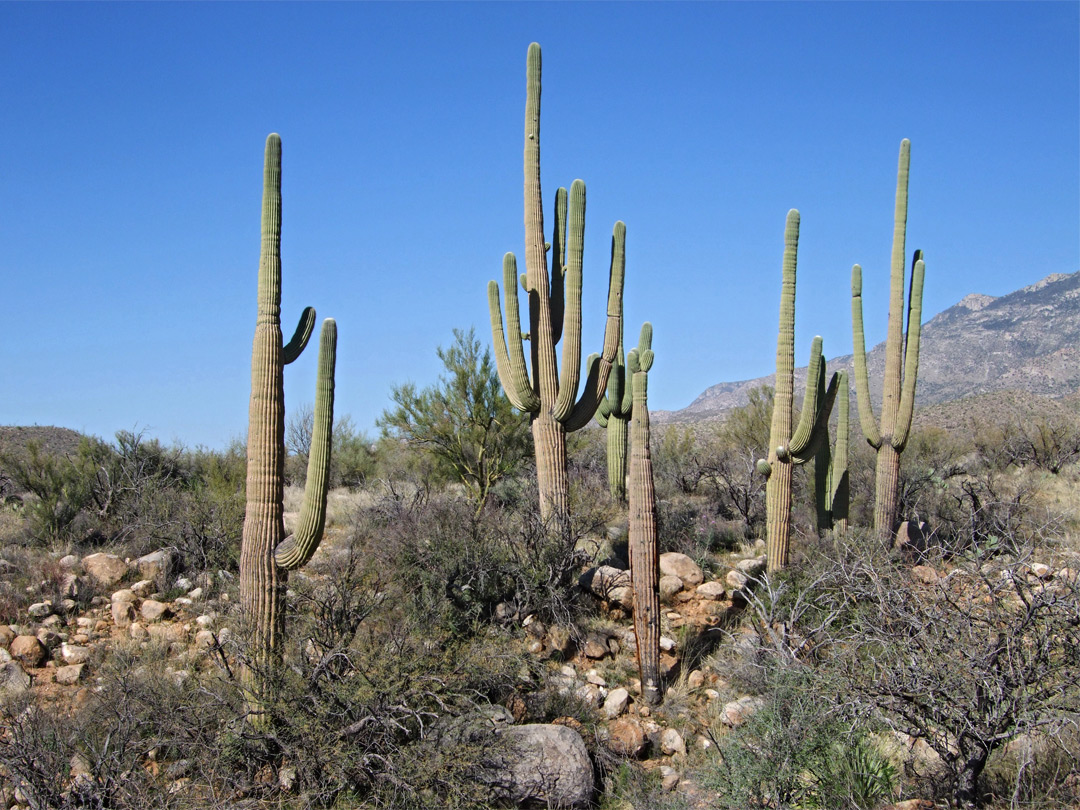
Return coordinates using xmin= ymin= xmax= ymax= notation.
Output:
xmin=758 ymin=210 xmax=838 ymax=572
xmin=595 ymin=309 xmax=632 ymax=502
xmin=815 ymin=369 xmax=849 ymax=534
xmin=627 ymin=323 xmax=661 ymax=706
xmin=240 ymin=134 xmax=337 ymax=721
xmin=488 ymin=43 xmax=624 ymax=526
xmin=851 ymin=139 xmax=926 ymax=539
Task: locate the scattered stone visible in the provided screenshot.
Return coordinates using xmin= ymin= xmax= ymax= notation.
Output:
xmin=659 ymin=553 xmax=703 ymax=586
xmin=186 ymin=587 xmax=204 ymax=601
xmin=194 ymin=629 xmax=216 ymax=650
xmin=27 ymin=601 xmax=53 ymax=620
xmin=911 ymin=565 xmax=939 ymax=585
xmin=726 ymin=569 xmax=750 ymax=591
xmin=195 ymin=614 xmax=214 ymax=629
xmin=605 ymin=717 xmax=646 ymax=757
xmin=129 ymin=622 xmax=149 ymax=641
xmin=696 ymin=581 xmax=726 ymax=600
xmin=658 ymin=575 xmax=683 ymax=601
xmin=583 ymin=635 xmax=610 ymax=660
xmin=112 ymin=600 xmax=136 ymax=628
xmin=61 ymin=574 xmax=87 ymax=599
xmin=603 ymin=687 xmax=630 ymax=718
xmin=720 ymin=696 xmax=764 ymax=727
xmin=547 ymin=626 xmax=573 ymax=656
xmin=0 ymin=661 xmax=30 ymax=694
xmin=687 ymin=669 xmax=705 ymax=689
xmin=36 ymin=628 xmax=62 ymax=649
xmin=584 ymin=565 xmax=630 ymax=598
xmin=659 ymin=635 xmax=676 ymax=652
xmin=527 ymin=639 xmax=543 ymax=654
xmin=60 ymin=643 xmax=91 ymax=665
xmin=130 ymin=580 xmax=155 ymax=597
xmin=137 ymin=549 xmax=177 ymax=582
xmin=10 ymin=635 xmax=47 ymax=667
xmin=140 ymin=600 xmax=172 ymax=623
xmin=147 ymin=623 xmax=186 ymax=644
xmin=1030 ymin=562 xmax=1052 ymax=580
xmin=82 ymin=553 xmax=128 ymax=587
xmin=660 ymin=727 xmax=686 ymax=757
xmin=704 ymin=688 xmax=720 ymax=701
xmin=58 ymin=554 xmax=79 ymax=568
xmin=735 ymin=556 xmax=766 ymax=577
xmin=0 ymin=626 xmax=15 ymax=648
xmin=55 ymin=663 xmax=86 ymax=685
xmin=659 ymin=765 xmax=680 ymax=791
xmin=175 ymin=576 xmax=194 ymax=592
xmin=174 ymin=597 xmax=194 ymax=608
xmin=585 ymin=669 xmax=606 ymax=687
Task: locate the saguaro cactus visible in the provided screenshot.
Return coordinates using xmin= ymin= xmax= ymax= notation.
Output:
xmin=239 ymin=134 xmax=337 ymax=721
xmin=852 ymin=139 xmax=926 ymax=539
xmin=758 ymin=210 xmax=838 ymax=572
xmin=627 ymin=323 xmax=661 ymax=706
xmin=815 ymin=369 xmax=849 ymax=534
xmin=488 ymin=42 xmax=624 ymax=526
xmin=595 ymin=311 xmax=632 ymax=502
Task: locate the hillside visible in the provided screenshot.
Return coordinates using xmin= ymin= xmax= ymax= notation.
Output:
xmin=659 ymin=270 xmax=1080 ymax=424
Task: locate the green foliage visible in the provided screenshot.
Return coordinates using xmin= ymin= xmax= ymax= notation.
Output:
xmin=379 ymin=327 xmax=530 ymax=514
xmin=287 ymin=408 xmax=377 ymax=489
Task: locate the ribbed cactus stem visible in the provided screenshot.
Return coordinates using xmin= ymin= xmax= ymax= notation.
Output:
xmin=487 ymin=42 xmax=624 ymax=526
xmin=595 ymin=289 xmax=634 ymax=502
xmin=239 ymin=134 xmax=335 ymax=725
xmin=815 ymin=370 xmax=849 ymax=534
xmin=627 ymin=323 xmax=661 ymax=706
xmin=851 ymin=139 xmax=926 ymax=539
xmin=764 ymin=210 xmax=837 ymax=572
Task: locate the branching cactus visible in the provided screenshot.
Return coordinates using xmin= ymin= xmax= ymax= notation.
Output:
xmin=815 ymin=369 xmax=849 ymax=534
xmin=852 ymin=139 xmax=926 ymax=539
xmin=758 ymin=210 xmax=838 ymax=572
xmin=488 ymin=43 xmax=624 ymax=526
xmin=239 ymin=134 xmax=336 ymax=723
xmin=595 ymin=309 xmax=633 ymax=502
xmin=627 ymin=323 xmax=661 ymax=706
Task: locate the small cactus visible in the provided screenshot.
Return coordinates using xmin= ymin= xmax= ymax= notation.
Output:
xmin=851 ymin=139 xmax=926 ymax=539
xmin=239 ymin=134 xmax=336 ymax=724
xmin=627 ymin=323 xmax=661 ymax=706
xmin=760 ymin=210 xmax=838 ymax=572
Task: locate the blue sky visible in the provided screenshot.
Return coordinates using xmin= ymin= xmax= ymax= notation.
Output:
xmin=2 ymin=2 xmax=1077 ymax=449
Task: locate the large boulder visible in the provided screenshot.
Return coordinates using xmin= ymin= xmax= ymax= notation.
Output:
xmin=82 ymin=553 xmax=128 ymax=587
xmin=10 ymin=635 xmax=47 ymax=668
xmin=659 ymin=553 xmax=703 ymax=587
xmin=137 ymin=549 xmax=177 ymax=583
xmin=484 ymin=724 xmax=593 ymax=808
xmin=0 ymin=661 xmax=30 ymax=695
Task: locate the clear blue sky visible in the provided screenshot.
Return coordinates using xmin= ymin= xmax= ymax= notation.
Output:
xmin=2 ymin=2 xmax=1077 ymax=449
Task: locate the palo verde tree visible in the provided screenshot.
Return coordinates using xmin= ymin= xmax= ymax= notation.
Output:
xmin=239 ymin=134 xmax=337 ymax=724
xmin=378 ymin=327 xmax=530 ymax=515
xmin=852 ymin=138 xmax=926 ymax=540
xmin=488 ymin=42 xmax=624 ymax=529
xmin=758 ymin=210 xmax=837 ymax=572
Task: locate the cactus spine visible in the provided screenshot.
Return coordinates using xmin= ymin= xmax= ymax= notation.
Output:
xmin=851 ymin=139 xmax=926 ymax=539
xmin=627 ymin=323 xmax=661 ymax=706
xmin=239 ymin=134 xmax=336 ymax=723
xmin=759 ymin=210 xmax=838 ymax=572
xmin=595 ymin=309 xmax=632 ymax=502
xmin=488 ymin=43 xmax=624 ymax=526
xmin=815 ymin=370 xmax=849 ymax=534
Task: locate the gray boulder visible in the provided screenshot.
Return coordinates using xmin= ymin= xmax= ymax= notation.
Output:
xmin=484 ymin=724 xmax=593 ymax=808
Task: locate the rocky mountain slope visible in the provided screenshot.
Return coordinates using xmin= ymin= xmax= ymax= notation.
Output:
xmin=661 ymin=271 xmax=1080 ymax=423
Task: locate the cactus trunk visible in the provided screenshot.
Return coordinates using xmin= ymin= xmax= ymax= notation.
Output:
xmin=532 ymin=414 xmax=569 ymax=526
xmin=605 ymin=413 xmax=628 ymax=501
xmin=239 ymin=134 xmax=335 ymax=725
xmin=627 ymin=325 xmax=661 ymax=706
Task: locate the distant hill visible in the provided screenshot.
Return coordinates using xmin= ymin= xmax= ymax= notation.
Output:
xmin=0 ymin=426 xmax=85 ymax=459
xmin=658 ymin=271 xmax=1080 ymax=424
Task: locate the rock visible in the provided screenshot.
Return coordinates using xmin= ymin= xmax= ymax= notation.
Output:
xmin=112 ymin=600 xmax=136 ymax=628
xmin=130 ymin=580 xmax=155 ymax=597
xmin=660 ymin=727 xmax=686 ymax=757
xmin=735 ymin=556 xmax=767 ymax=578
xmin=41 ymin=614 xmax=64 ymax=630
xmin=28 ymin=601 xmax=54 ymax=620
xmin=659 ymin=765 xmax=680 ymax=791
xmin=140 ymin=600 xmax=172 ymax=623
xmin=603 ymin=687 xmax=630 ymax=718
xmin=175 ymin=576 xmax=194 ymax=591
xmin=687 ymin=669 xmax=705 ymax=689
xmin=36 ymin=629 xmax=62 ymax=649
xmin=695 ymin=581 xmax=726 ymax=600
xmin=883 ymin=801 xmax=934 ymax=810
xmin=186 ymin=587 xmax=204 ymax=601
xmin=59 ymin=554 xmax=79 ymax=568
xmin=911 ymin=565 xmax=940 ymax=585
xmin=658 ymin=575 xmax=683 ymax=601
xmin=584 ymin=565 xmax=630 ymax=597
xmin=585 ymin=669 xmax=606 ymax=687
xmin=10 ymin=635 xmax=47 ymax=667
xmin=659 ymin=636 xmax=676 ymax=652
xmin=60 ymin=643 xmax=91 ymax=665
xmin=547 ymin=626 xmax=573 ymax=656
xmin=720 ymin=696 xmax=764 ymax=727
xmin=0 ymin=661 xmax=30 ymax=694
xmin=195 ymin=614 xmax=214 ymax=629
xmin=82 ymin=553 xmax=128 ymax=587
xmin=55 ymin=663 xmax=86 ymax=685
xmin=726 ymin=569 xmax=750 ymax=591
xmin=605 ymin=717 xmax=646 ymax=757
xmin=137 ymin=549 xmax=177 ymax=582
xmin=583 ymin=634 xmax=610 ymax=660
xmin=194 ymin=629 xmax=216 ymax=649
xmin=484 ymin=724 xmax=593 ymax=808
xmin=894 ymin=521 xmax=930 ymax=556
xmin=1030 ymin=562 xmax=1052 ymax=579
xmin=659 ymin=553 xmax=703 ymax=586
xmin=61 ymin=574 xmax=87 ymax=600
xmin=147 ymin=623 xmax=186 ymax=644
xmin=129 ymin=622 xmax=149 ymax=641
xmin=0 ymin=626 xmax=15 ymax=648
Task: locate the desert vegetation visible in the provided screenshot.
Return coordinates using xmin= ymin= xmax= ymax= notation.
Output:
xmin=0 ymin=40 xmax=1077 ymax=810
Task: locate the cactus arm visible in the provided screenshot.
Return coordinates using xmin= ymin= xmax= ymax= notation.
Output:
xmin=851 ymin=263 xmax=883 ymax=449
xmin=814 ymin=358 xmax=832 ymax=530
xmin=791 ymin=370 xmax=838 ymax=464
xmin=561 ymin=220 xmax=625 ymax=431
xmin=893 ymin=253 xmax=925 ymax=451
xmin=276 ymin=318 xmax=336 ymax=570
xmin=830 ymin=370 xmax=850 ymax=529
xmin=282 ymin=307 xmax=316 ymax=365
xmin=550 ymin=186 xmax=567 ymax=346
xmin=788 ymin=336 xmax=826 ymax=457
xmin=553 ymin=180 xmax=587 ymax=421
xmin=488 ymin=255 xmax=540 ymax=412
